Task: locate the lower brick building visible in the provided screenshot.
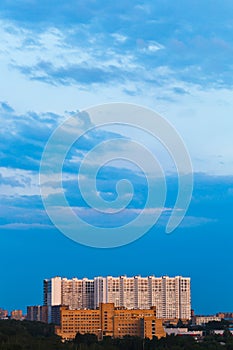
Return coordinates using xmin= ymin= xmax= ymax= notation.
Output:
xmin=56 ymin=303 xmax=165 ymax=340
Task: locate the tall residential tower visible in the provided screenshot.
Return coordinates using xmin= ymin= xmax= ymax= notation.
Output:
xmin=44 ymin=275 xmax=191 ymax=320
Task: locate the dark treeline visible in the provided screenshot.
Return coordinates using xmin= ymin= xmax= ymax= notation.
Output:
xmin=0 ymin=320 xmax=233 ymax=350
xmin=74 ymin=332 xmax=233 ymax=350
xmin=0 ymin=319 xmax=66 ymax=349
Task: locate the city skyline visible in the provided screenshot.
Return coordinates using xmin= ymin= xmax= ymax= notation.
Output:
xmin=0 ymin=273 xmax=232 ymax=319
xmin=0 ymin=0 xmax=233 ymax=316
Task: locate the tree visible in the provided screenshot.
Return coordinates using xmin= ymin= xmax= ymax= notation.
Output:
xmin=74 ymin=333 xmax=98 ymax=346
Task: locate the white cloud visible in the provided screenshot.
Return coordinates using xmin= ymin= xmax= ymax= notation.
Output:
xmin=147 ymin=41 xmax=165 ymax=52
xmin=0 ymin=223 xmax=52 ymax=229
xmin=111 ymin=33 xmax=128 ymax=43
xmin=0 ymin=167 xmax=39 ymax=196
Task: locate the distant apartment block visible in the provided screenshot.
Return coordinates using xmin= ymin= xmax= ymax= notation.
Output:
xmin=165 ymin=327 xmax=203 ymax=338
xmin=216 ymin=312 xmax=233 ymax=319
xmin=44 ymin=275 xmax=191 ymax=321
xmin=27 ymin=306 xmax=48 ymax=323
xmin=11 ymin=309 xmax=23 ymax=320
xmin=56 ymin=303 xmax=166 ymax=341
xmin=0 ymin=308 xmax=8 ymax=319
xmin=193 ymin=315 xmax=222 ymax=325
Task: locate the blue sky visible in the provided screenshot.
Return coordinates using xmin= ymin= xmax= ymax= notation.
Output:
xmin=0 ymin=1 xmax=233 ymax=314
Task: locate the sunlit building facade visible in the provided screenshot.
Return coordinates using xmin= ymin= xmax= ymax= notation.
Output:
xmin=56 ymin=303 xmax=166 ymax=340
xmin=44 ymin=275 xmax=191 ymax=321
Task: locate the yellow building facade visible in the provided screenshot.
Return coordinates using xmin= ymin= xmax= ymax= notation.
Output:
xmin=56 ymin=303 xmax=165 ymax=341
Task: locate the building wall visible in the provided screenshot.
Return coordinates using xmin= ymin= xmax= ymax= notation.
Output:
xmin=56 ymin=307 xmax=101 ymax=340
xmin=44 ymin=277 xmax=62 ymax=307
xmin=72 ymin=278 xmax=84 ymax=309
xmin=179 ymin=279 xmax=191 ymax=320
xmin=144 ymin=316 xmax=165 ymax=339
xmin=94 ymin=277 xmax=107 ymax=308
xmin=148 ymin=277 xmax=163 ymax=318
xmin=135 ymin=276 xmax=149 ymax=309
xmin=82 ymin=278 xmax=94 ymax=309
xmin=120 ymin=276 xmax=135 ymax=309
xmin=163 ymin=276 xmax=180 ymax=319
xmin=113 ymin=317 xmax=143 ymax=338
xmin=106 ymin=277 xmax=121 ymax=307
xmin=100 ymin=303 xmax=115 ymax=337
xmin=62 ymin=278 xmax=80 ymax=310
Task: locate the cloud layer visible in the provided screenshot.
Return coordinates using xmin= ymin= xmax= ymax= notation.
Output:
xmin=0 ymin=102 xmax=232 ymax=233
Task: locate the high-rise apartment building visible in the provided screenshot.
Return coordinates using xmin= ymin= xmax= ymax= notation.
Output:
xmin=44 ymin=275 xmax=191 ymax=320
xmin=44 ymin=276 xmax=95 ymax=321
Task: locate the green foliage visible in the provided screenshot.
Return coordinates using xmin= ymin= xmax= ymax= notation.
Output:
xmin=0 ymin=320 xmax=71 ymax=350
xmin=0 ymin=320 xmax=232 ymax=350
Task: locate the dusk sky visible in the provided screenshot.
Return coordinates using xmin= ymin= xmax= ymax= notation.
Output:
xmin=0 ymin=1 xmax=233 ymax=315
